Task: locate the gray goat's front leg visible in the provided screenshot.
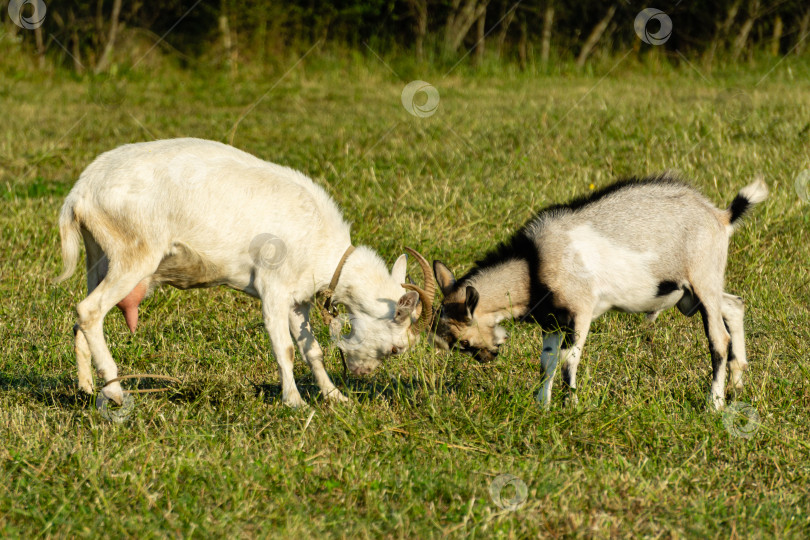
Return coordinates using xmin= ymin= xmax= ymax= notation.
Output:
xmin=262 ymin=298 xmax=306 ymax=408
xmin=560 ymin=318 xmax=592 ymax=407
xmin=538 ymin=333 xmax=563 ymax=408
xmin=289 ymin=303 xmax=348 ymax=403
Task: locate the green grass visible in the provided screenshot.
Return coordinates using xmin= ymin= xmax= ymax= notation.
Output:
xmin=2 ymin=49 xmax=810 ymax=537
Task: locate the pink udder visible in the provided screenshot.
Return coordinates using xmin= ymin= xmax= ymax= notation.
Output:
xmin=116 ymin=280 xmax=148 ymax=333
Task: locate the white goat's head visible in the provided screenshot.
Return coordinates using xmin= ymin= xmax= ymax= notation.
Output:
xmin=332 ymin=247 xmax=435 ymax=376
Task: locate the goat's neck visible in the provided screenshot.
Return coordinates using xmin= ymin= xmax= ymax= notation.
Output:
xmin=465 ymin=259 xmax=532 ymax=320
xmin=330 ymin=246 xmax=399 ymax=319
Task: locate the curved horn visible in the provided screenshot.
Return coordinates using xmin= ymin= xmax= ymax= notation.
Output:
xmin=401 ymin=246 xmax=436 ymax=334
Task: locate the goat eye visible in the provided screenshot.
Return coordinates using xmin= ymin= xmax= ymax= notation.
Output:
xmin=391 ymin=346 xmax=399 ymax=354
xmin=459 ymin=340 xmax=470 ymax=349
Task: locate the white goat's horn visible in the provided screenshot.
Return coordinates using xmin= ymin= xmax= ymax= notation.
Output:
xmin=401 ymin=246 xmax=436 ymax=334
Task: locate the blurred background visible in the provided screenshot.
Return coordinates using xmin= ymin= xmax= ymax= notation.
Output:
xmin=3 ymin=0 xmax=808 ymax=74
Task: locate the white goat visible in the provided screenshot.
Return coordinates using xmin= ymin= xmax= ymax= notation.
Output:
xmin=432 ymin=175 xmax=768 ymax=410
xmin=57 ymin=138 xmax=435 ymax=407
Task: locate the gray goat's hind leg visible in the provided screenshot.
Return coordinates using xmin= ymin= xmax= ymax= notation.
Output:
xmin=722 ymin=293 xmax=747 ymax=394
xmin=699 ymin=294 xmax=732 ymax=411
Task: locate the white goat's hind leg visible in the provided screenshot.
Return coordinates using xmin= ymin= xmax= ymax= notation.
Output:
xmin=75 ymin=233 xmax=107 ymax=395
xmin=560 ymin=318 xmax=592 ymax=407
xmin=76 ymin=261 xmax=156 ymax=405
xmin=74 ymin=326 xmax=94 ymax=394
xmin=538 ymin=333 xmax=563 ymax=409
xmin=289 ymin=303 xmax=347 ymax=403
xmin=262 ymin=298 xmax=306 ymax=408
xmin=722 ymin=293 xmax=747 ymax=395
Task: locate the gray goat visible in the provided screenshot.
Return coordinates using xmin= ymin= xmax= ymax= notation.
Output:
xmin=432 ymin=175 xmax=768 ymax=410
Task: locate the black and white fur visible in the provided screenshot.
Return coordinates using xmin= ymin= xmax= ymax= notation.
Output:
xmin=433 ymin=175 xmax=768 ymax=410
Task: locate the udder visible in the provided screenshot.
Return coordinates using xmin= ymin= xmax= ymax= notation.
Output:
xmin=116 ymin=280 xmax=149 ymax=332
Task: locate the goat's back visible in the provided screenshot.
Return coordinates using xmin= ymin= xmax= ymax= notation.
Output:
xmin=64 ymin=138 xmax=350 ymax=256
xmin=526 ymin=178 xmax=729 ymax=285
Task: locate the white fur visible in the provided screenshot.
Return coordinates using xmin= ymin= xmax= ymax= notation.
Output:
xmin=57 ymin=138 xmax=420 ymax=407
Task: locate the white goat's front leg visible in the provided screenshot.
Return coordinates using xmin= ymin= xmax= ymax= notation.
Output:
xmin=722 ymin=293 xmax=747 ymax=395
xmin=289 ymin=303 xmax=347 ymax=403
xmin=262 ymin=298 xmax=306 ymax=408
xmin=538 ymin=333 xmax=563 ymax=409
xmin=560 ymin=317 xmax=592 ymax=408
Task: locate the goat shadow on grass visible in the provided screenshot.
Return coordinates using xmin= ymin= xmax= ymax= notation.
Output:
xmin=0 ymin=372 xmax=95 ymax=409
xmin=253 ymin=373 xmax=468 ymax=406
xmin=0 ymin=371 xmax=209 ymax=410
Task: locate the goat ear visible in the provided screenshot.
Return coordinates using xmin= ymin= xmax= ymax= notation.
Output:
xmin=394 ymin=290 xmax=419 ymax=324
xmin=391 ymin=254 xmax=408 ymax=284
xmin=433 ymin=260 xmax=456 ymax=296
xmin=465 ymin=286 xmax=480 ymax=320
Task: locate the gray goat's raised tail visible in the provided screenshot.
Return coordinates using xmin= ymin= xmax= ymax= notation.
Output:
xmin=56 ymin=197 xmax=82 ymax=283
xmin=727 ymin=176 xmax=768 ymax=231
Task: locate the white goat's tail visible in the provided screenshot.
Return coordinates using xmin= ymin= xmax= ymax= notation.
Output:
xmin=56 ymin=198 xmax=82 ymax=283
xmin=726 ymin=175 xmax=768 ymax=233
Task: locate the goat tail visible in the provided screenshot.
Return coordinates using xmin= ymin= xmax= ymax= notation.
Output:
xmin=55 ymin=198 xmax=82 ymax=283
xmin=726 ymin=175 xmax=768 ymax=232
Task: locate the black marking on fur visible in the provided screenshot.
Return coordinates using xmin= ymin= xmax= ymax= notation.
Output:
xmin=447 ymin=175 xmax=688 ymax=334
xmin=711 ymin=350 xmax=725 ymax=383
xmin=539 ymin=173 xmax=687 ymax=214
xmin=463 ymin=174 xmax=687 ymax=279
xmin=697 ymin=299 xmax=711 ymax=343
xmin=728 ymin=193 xmax=753 ymax=225
xmin=656 ymin=280 xmax=680 ymax=297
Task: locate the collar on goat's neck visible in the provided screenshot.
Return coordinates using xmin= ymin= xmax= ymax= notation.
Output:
xmin=321 ymin=245 xmax=355 ymax=320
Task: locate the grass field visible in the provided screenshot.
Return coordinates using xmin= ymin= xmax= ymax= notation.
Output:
xmin=2 ymin=46 xmax=810 ymax=537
